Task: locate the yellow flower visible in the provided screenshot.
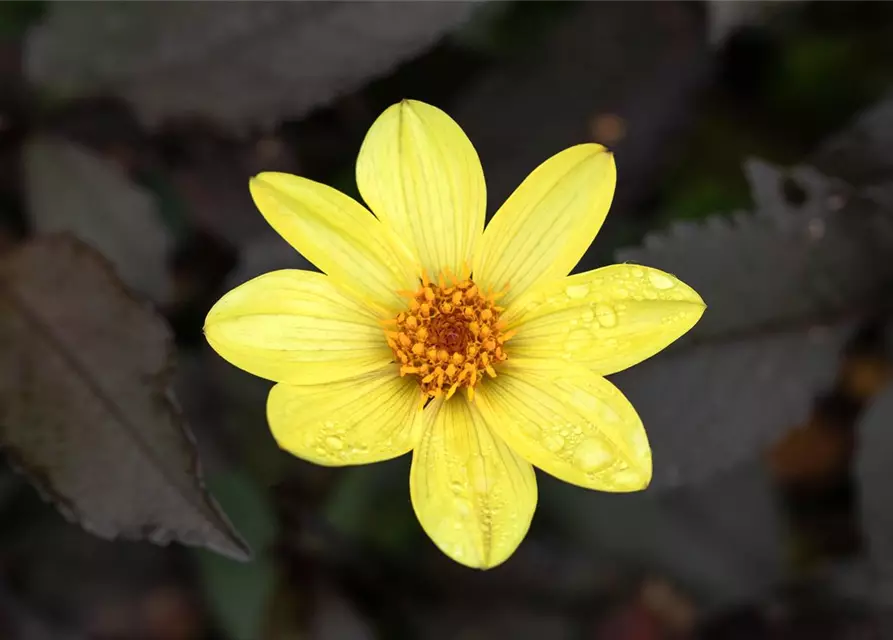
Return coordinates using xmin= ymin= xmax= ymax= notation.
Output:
xmin=204 ymin=100 xmax=705 ymax=569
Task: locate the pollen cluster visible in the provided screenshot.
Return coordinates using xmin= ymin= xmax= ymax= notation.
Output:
xmin=386 ymin=273 xmax=512 ymax=400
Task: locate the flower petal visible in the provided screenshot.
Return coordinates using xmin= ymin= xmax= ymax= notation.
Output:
xmin=473 ymin=144 xmax=616 ymax=305
xmin=410 ymin=396 xmax=537 ymax=569
xmin=250 ymin=172 xmax=418 ymax=314
xmin=475 ymin=360 xmax=651 ymax=492
xmin=356 ymin=100 xmax=486 ymax=278
xmin=204 ymin=270 xmax=393 ymax=384
xmin=268 ymin=372 xmax=424 ymax=466
xmin=503 ymin=264 xmax=705 ymax=375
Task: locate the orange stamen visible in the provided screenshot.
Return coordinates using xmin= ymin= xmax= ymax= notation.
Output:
xmin=384 ymin=272 xmax=511 ymax=399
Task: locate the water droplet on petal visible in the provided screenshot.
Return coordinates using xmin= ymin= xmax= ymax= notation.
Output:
xmin=571 ymin=389 xmax=599 ymax=413
xmin=525 ymin=296 xmax=544 ymax=313
xmin=450 ymin=480 xmax=464 ymax=494
xmin=594 ymin=303 xmax=617 ymax=328
xmin=610 ymin=468 xmax=646 ymax=489
xmin=632 ymin=268 xmax=644 ymax=278
xmin=648 ymin=271 xmax=675 ymax=290
xmin=581 ymin=307 xmax=594 ymax=322
xmin=566 ymin=284 xmax=590 ymax=299
xmin=325 ymin=435 xmax=344 ymax=450
xmin=599 ymin=405 xmax=621 ymax=424
xmin=470 ymin=456 xmax=490 ymax=493
xmin=631 ymin=429 xmax=649 ymax=455
xmin=543 ymin=434 xmax=565 ymax=452
xmin=454 ymin=497 xmax=472 ymax=516
xmin=565 ymin=328 xmax=591 ymax=350
xmin=573 ymin=439 xmax=612 ymax=472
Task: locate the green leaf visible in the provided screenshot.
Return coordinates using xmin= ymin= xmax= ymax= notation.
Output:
xmin=0 ymin=1 xmax=45 ymax=39
xmin=325 ymin=459 xmax=421 ymax=555
xmin=196 ymin=471 xmax=277 ymax=640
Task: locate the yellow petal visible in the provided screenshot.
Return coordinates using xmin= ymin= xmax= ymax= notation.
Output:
xmin=249 ymin=172 xmax=418 ymax=314
xmin=267 ymin=372 xmax=424 ymax=466
xmin=410 ymin=396 xmax=536 ymax=569
xmin=475 ymin=360 xmax=651 ymax=492
xmin=204 ymin=270 xmax=392 ymax=384
xmin=473 ymin=144 xmax=615 ymax=305
xmin=356 ymin=100 xmax=486 ymax=278
xmin=503 ymin=264 xmax=705 ymax=375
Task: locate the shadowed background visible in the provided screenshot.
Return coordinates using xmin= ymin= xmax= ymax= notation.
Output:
xmin=3 ymin=2 xmax=893 ymax=638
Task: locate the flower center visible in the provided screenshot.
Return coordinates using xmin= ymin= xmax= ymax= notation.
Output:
xmin=386 ymin=274 xmax=512 ymax=400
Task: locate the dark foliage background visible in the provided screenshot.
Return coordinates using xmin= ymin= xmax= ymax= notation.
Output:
xmin=3 ymin=2 xmax=893 ymax=639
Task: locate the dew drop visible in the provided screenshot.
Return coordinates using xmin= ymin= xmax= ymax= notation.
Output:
xmin=571 ymin=389 xmax=599 ymax=412
xmin=610 ymin=469 xmax=645 ymax=489
xmin=594 ymin=303 xmax=617 ymax=328
xmin=573 ymin=439 xmax=612 ymax=472
xmin=450 ymin=480 xmax=464 ymax=494
xmin=600 ymin=406 xmax=620 ymax=423
xmin=581 ymin=307 xmax=594 ymax=322
xmin=564 ymin=328 xmax=591 ymax=350
xmin=648 ymin=271 xmax=675 ymax=290
xmin=470 ymin=456 xmax=490 ymax=493
xmin=632 ymin=429 xmax=649 ymax=455
xmin=454 ymin=497 xmax=472 ymax=516
xmin=566 ymin=284 xmax=590 ymax=299
xmin=543 ymin=434 xmax=565 ymax=452
xmin=325 ymin=435 xmax=344 ymax=451
xmin=632 ymin=267 xmax=644 ymax=278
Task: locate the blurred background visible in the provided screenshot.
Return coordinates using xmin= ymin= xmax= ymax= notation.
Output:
xmin=3 ymin=1 xmax=893 ymax=638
